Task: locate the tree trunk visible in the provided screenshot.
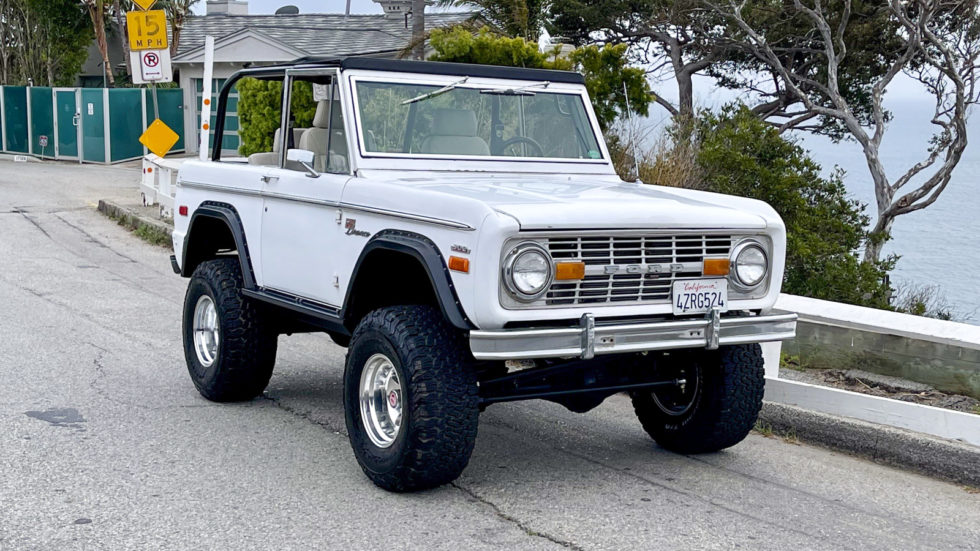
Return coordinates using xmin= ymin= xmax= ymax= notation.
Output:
xmin=675 ymin=69 xmax=694 ymax=120
xmin=88 ymin=2 xmax=115 ymax=86
xmin=863 ymin=214 xmax=894 ymax=264
xmin=112 ymin=0 xmax=132 ymax=78
xmin=411 ymin=0 xmax=425 ymax=60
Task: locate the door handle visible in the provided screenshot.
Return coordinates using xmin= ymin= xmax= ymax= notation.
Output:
xmin=260 ymin=175 xmax=277 ymax=183
xmin=72 ymin=113 xmax=80 ymax=127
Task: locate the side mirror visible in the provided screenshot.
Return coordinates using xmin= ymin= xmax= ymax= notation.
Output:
xmin=286 ymin=148 xmax=319 ymax=178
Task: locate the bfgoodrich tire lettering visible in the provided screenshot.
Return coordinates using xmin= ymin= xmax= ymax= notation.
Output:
xmin=182 ymin=258 xmax=277 ymax=402
xmin=630 ymin=344 xmax=765 ymax=453
xmin=344 ymin=306 xmax=479 ymax=492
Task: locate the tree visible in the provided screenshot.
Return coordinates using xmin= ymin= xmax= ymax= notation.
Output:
xmin=707 ymin=0 xmax=980 ymax=262
xmin=0 ymin=0 xmax=92 ymax=85
xmin=32 ymin=0 xmax=94 ymax=85
xmin=437 ymin=0 xmax=549 ymax=41
xmin=81 ymin=0 xmax=113 ymax=85
xmin=161 ymin=0 xmax=198 ymax=56
xmin=428 ymin=26 xmax=653 ymax=129
xmin=548 ymin=0 xmax=730 ymax=120
xmin=547 ymin=0 xmax=911 ymax=139
xmin=694 ymin=106 xmax=893 ymax=307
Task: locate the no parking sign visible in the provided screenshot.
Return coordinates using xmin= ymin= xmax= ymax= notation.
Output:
xmin=130 ymin=48 xmax=172 ymax=84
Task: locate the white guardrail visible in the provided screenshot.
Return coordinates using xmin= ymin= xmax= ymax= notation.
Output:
xmin=137 ymin=155 xmax=980 ymax=446
xmin=764 ymin=294 xmax=980 ymax=446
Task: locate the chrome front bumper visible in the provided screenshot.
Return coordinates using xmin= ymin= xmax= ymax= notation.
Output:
xmin=469 ymin=311 xmax=798 ymax=361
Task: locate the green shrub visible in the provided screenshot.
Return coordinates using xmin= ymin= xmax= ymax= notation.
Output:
xmin=236 ymin=78 xmax=317 ymax=156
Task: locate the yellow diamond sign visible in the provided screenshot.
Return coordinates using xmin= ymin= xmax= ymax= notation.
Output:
xmin=133 ymin=0 xmax=156 ymax=10
xmin=140 ymin=119 xmax=179 ymax=158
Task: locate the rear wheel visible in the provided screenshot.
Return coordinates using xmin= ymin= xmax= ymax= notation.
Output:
xmin=182 ymin=258 xmax=277 ymax=402
xmin=344 ymin=306 xmax=479 ymax=492
xmin=630 ymin=344 xmax=765 ymax=453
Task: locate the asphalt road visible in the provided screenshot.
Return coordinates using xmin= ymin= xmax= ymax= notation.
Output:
xmin=1 ymin=160 xmax=978 ymax=551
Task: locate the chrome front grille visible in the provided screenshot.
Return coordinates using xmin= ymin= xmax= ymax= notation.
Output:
xmin=545 ymin=234 xmax=733 ymax=306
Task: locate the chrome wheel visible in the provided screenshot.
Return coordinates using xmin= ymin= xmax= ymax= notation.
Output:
xmin=359 ymin=353 xmax=402 ymax=448
xmin=192 ymin=294 xmax=220 ymax=367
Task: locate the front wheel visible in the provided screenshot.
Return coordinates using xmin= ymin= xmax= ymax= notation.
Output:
xmin=344 ymin=306 xmax=480 ymax=492
xmin=182 ymin=258 xmax=278 ymax=402
xmin=630 ymin=344 xmax=765 ymax=453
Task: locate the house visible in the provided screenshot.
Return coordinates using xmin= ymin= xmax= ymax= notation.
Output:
xmin=173 ymin=0 xmax=473 ymax=154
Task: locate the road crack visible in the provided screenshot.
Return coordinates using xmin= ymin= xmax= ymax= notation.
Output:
xmin=452 ymin=482 xmax=585 ymax=550
xmin=54 ymin=212 xmax=139 ymax=263
xmin=259 ymin=393 xmax=349 ymax=436
xmin=12 ymin=207 xmax=51 ymax=238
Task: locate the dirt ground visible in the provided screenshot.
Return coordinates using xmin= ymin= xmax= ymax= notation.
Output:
xmin=779 ymin=359 xmax=980 ymax=414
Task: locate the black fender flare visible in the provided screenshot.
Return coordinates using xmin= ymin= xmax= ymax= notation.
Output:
xmin=343 ymin=230 xmax=475 ymax=331
xmin=182 ymin=201 xmax=257 ymax=289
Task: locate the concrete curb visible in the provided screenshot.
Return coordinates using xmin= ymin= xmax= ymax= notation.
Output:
xmin=97 ymin=200 xmax=173 ymax=241
xmin=759 ymin=402 xmax=980 ymax=488
xmin=0 ymin=153 xmax=41 ymax=163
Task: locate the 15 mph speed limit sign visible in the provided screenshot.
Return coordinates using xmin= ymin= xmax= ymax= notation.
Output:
xmin=127 ymin=10 xmax=168 ymax=50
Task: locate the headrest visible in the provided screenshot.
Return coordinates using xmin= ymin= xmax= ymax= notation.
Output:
xmin=432 ymin=108 xmax=478 ymax=137
xmin=312 ymin=100 xmax=344 ymax=129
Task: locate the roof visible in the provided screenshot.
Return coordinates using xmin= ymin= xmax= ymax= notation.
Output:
xmin=344 ymin=57 xmax=587 ymax=84
xmin=232 ymin=57 xmax=587 ymax=85
xmin=175 ymin=12 xmax=474 ymax=60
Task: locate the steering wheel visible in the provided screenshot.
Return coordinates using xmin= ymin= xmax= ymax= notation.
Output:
xmin=499 ymin=136 xmax=545 ymax=157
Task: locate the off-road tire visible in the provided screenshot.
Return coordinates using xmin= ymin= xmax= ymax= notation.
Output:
xmin=344 ymin=306 xmax=479 ymax=492
xmin=182 ymin=258 xmax=277 ymax=401
xmin=630 ymin=344 xmax=765 ymax=453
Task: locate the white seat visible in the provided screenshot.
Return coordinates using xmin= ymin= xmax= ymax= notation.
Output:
xmin=298 ymin=100 xmax=348 ymax=173
xmin=247 ymin=127 xmax=308 ymax=166
xmin=420 ymin=109 xmax=489 ymax=156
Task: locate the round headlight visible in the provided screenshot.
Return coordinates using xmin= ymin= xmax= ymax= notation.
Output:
xmin=732 ymin=242 xmax=768 ymax=288
xmin=504 ymin=243 xmax=553 ymax=300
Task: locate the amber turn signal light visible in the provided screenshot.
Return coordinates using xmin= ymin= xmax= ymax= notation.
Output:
xmin=449 ymin=256 xmax=470 ymax=273
xmin=703 ymin=258 xmax=731 ymax=276
xmin=555 ymin=261 xmax=586 ymax=280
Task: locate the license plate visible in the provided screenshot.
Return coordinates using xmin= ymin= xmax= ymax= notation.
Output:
xmin=672 ymin=279 xmax=729 ymax=315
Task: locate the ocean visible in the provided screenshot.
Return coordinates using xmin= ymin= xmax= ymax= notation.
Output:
xmin=798 ymin=98 xmax=979 ymax=323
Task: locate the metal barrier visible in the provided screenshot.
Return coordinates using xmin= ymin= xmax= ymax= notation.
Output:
xmin=140 ymin=154 xmax=184 ymax=218
xmin=0 ymin=86 xmax=185 ymax=163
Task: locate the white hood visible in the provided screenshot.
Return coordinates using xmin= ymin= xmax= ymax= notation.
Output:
xmin=394 ymin=176 xmax=772 ymax=231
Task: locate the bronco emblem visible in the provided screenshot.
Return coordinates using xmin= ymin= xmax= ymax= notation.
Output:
xmin=344 ymin=218 xmax=371 ymax=238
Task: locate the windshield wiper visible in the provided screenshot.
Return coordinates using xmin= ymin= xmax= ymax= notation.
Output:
xmin=479 ymin=81 xmax=551 ymax=96
xmin=401 ymin=77 xmax=469 ymax=105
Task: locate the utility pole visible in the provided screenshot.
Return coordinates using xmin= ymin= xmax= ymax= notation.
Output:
xmin=411 ymin=0 xmax=425 ymax=60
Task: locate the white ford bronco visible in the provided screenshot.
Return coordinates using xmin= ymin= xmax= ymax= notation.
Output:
xmin=171 ymin=57 xmax=797 ymax=492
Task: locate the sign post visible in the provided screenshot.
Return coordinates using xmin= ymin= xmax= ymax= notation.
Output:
xmin=127 ymin=0 xmax=176 ymax=156
xmin=200 ymin=36 xmax=215 ymax=161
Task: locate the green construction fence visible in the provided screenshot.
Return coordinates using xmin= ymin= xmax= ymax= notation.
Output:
xmin=1 ymin=86 xmax=184 ymax=163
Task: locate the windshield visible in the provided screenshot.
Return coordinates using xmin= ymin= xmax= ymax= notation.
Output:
xmin=353 ymin=80 xmax=604 ymax=161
